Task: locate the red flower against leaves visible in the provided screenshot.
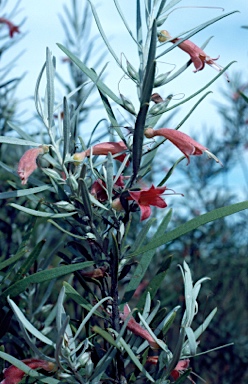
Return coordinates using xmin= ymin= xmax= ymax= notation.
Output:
xmin=73 ymin=141 xmax=128 ymax=164
xmin=145 ymin=128 xmax=221 ymax=165
xmin=17 ymin=146 xmax=49 ymax=185
xmin=0 ymin=17 xmax=20 ymax=38
xmin=120 ymin=304 xmax=159 ymax=349
xmin=158 ymin=30 xmax=228 ymax=79
xmin=91 ymin=176 xmax=126 ymax=202
xmin=1 ymin=359 xmax=55 ymax=384
xmin=128 ymin=184 xmax=168 ymax=221
xmin=146 ymin=357 xmax=192 ymax=382
xmin=170 ymin=359 xmax=190 ymax=380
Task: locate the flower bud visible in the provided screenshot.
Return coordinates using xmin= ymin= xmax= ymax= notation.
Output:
xmin=73 ymin=152 xmax=86 ymax=164
xmin=126 ymin=60 xmax=139 ymax=81
xmin=68 ymin=174 xmax=78 ymax=192
xmin=157 ymin=30 xmax=172 ymax=43
xmin=54 ymin=201 xmax=75 ymax=211
xmin=154 ymin=72 xmax=170 ymax=87
xmin=157 ymin=15 xmax=168 ymax=27
xmin=120 ymin=94 xmax=136 ymax=114
xmin=17 ymin=145 xmax=49 ymax=185
xmin=149 ymin=98 xmax=172 ymax=115
xmin=144 ymin=128 xmax=155 ymax=139
xmin=112 ymin=198 xmax=124 ymax=212
xmin=151 ymin=93 xmax=163 ymax=104
xmin=42 ymin=168 xmax=64 ymax=182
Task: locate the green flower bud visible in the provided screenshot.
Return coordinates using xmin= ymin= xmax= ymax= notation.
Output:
xmin=149 ymin=96 xmax=173 ymax=115
xmin=42 ymin=168 xmax=64 ymax=181
xmin=120 ymin=94 xmax=136 ymax=114
xmin=54 ymin=201 xmax=75 ymax=211
xmin=126 ymin=60 xmax=139 ymax=81
xmin=154 ymin=72 xmax=170 ymax=87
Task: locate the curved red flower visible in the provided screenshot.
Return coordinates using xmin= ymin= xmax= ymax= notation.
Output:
xmin=120 ymin=304 xmax=159 ymax=349
xmin=1 ymin=359 xmax=55 ymax=384
xmin=128 ymin=184 xmax=168 ymax=221
xmin=73 ymin=141 xmax=129 ymax=164
xmin=158 ymin=30 xmax=228 ymax=79
xmin=17 ymin=146 xmax=49 ymax=185
xmin=0 ymin=17 xmax=20 ymax=38
xmin=145 ymin=128 xmax=221 ymax=165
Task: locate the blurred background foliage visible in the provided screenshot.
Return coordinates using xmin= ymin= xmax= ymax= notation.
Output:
xmin=0 ymin=1 xmax=247 ymax=383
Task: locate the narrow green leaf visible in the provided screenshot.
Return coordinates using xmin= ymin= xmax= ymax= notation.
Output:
xmin=161 ymin=0 xmax=182 ymax=14
xmin=0 ymin=247 xmax=27 ymax=271
xmin=48 ymin=219 xmax=90 ymax=240
xmin=113 ymin=0 xmax=139 ymax=46
xmin=9 ymin=203 xmax=77 ymax=218
xmin=72 ymin=296 xmax=111 ymax=342
xmin=136 ymin=0 xmax=143 ymax=77
xmin=57 ymin=43 xmax=124 ymax=107
xmin=128 ymin=217 xmax=156 ymax=253
xmin=34 ymin=61 xmax=46 ymax=119
xmin=78 ymin=177 xmax=93 ymax=221
xmin=0 ymin=352 xmax=60 ymax=384
xmin=0 ymin=136 xmax=41 ymax=146
xmin=239 ymin=90 xmax=248 ymax=103
xmin=87 ymin=0 xmax=120 ymax=65
xmin=158 ymin=156 xmax=185 ymax=186
xmin=63 ymin=281 xmax=103 ymax=317
xmin=97 ymin=89 xmax=125 ymax=140
xmin=194 ymin=307 xmax=217 ymax=340
xmin=1 ymin=261 xmax=94 ymax=300
xmin=7 ymin=122 xmax=36 ymax=141
xmin=128 ymin=201 xmax=248 ymax=257
xmin=111 ymin=329 xmax=155 ymax=382
xmin=185 ymin=326 xmax=197 ymax=355
xmin=105 ymin=153 xmax=114 ymax=203
xmin=0 ymin=185 xmax=54 ymax=200
xmin=138 ymin=256 xmax=172 ymax=309
xmin=122 ymin=210 xmax=172 ymax=303
xmin=8 ymin=298 xmax=55 ymax=346
xmin=62 ymin=97 xmax=70 ymax=162
xmin=15 ymin=240 xmax=45 ymax=283
xmin=92 ymin=326 xmax=120 ymax=349
xmin=174 ymin=369 xmax=192 ymax=384
xmin=46 ymin=48 xmax=55 ymax=129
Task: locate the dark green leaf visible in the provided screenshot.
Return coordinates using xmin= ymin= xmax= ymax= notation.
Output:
xmin=122 ymin=210 xmax=172 ymax=303
xmin=129 ymin=201 xmax=248 ymax=257
xmin=1 ymin=261 xmax=94 ymax=301
xmin=62 ymin=97 xmax=70 ymax=162
xmin=138 ymin=256 xmax=172 ymax=309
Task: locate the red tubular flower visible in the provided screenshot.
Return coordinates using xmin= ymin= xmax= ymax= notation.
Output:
xmin=128 ymin=184 xmax=168 ymax=221
xmin=1 ymin=358 xmax=55 ymax=384
xmin=120 ymin=304 xmax=159 ymax=349
xmin=145 ymin=357 xmax=191 ymax=382
xmin=158 ymin=30 xmax=227 ymax=78
xmin=145 ymin=128 xmax=221 ymax=165
xmin=73 ymin=141 xmax=129 ymax=164
xmin=170 ymin=359 xmax=190 ymax=380
xmin=17 ymin=146 xmax=49 ymax=185
xmin=91 ymin=176 xmax=126 ymax=202
xmin=0 ymin=17 xmax=20 ymax=38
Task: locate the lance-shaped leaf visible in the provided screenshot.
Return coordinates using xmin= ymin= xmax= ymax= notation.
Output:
xmin=62 ymin=96 xmax=70 ymax=162
xmin=45 ymin=48 xmax=56 ymax=129
xmin=128 ymin=201 xmax=248 ymax=257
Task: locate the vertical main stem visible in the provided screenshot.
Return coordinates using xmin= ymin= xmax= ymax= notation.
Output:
xmin=110 ymin=251 xmax=125 ymax=382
